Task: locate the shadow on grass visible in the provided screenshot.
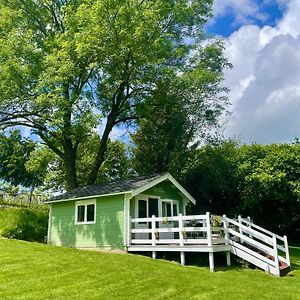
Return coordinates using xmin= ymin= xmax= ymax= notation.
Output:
xmin=130 ymin=246 xmax=300 ymax=275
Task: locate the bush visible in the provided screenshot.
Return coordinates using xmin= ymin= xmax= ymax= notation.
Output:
xmin=0 ymin=206 xmax=48 ymax=243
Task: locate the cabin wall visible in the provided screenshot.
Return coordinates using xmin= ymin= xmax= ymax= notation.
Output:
xmin=49 ymin=194 xmax=125 ymax=250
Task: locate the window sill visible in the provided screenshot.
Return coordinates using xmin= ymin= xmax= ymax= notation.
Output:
xmin=75 ymin=221 xmax=96 ymax=225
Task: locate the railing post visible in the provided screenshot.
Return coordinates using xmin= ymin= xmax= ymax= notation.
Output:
xmin=178 ymin=213 xmax=185 ymax=265
xmin=206 ymin=212 xmax=212 ymax=247
xmin=283 ymin=235 xmax=291 ymax=267
xmin=238 ymin=215 xmax=244 ymax=243
xmin=179 ymin=213 xmax=184 ymax=246
xmin=247 ymin=216 xmax=253 ymax=239
xmin=151 ymin=215 xmax=156 ymax=259
xmin=128 ymin=216 xmax=132 ymax=247
xmin=206 ymin=212 xmax=214 ymax=272
xmin=223 ymin=214 xmax=231 ymax=266
xmin=273 ymin=236 xmax=280 ymax=276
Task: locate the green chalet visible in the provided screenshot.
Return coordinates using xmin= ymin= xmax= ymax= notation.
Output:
xmin=45 ymin=173 xmax=196 ymax=250
xmin=46 ymin=173 xmax=292 ymax=276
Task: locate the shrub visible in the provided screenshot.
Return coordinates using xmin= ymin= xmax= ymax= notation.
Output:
xmin=0 ymin=206 xmax=48 ymax=243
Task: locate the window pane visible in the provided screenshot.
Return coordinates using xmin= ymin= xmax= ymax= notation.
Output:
xmin=148 ymin=198 xmax=158 ymax=217
xmin=87 ymin=204 xmax=95 ymax=222
xmin=77 ymin=205 xmax=85 ymax=222
xmin=173 ymin=204 xmax=178 ymax=216
xmin=138 ymin=200 xmax=147 ymax=218
xmin=166 ymin=203 xmax=172 ymax=217
xmin=162 ymin=202 xmax=166 ymax=217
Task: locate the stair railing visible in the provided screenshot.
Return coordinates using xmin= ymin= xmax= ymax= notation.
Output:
xmin=223 ymin=216 xmax=283 ymax=275
xmin=239 ymin=217 xmax=291 ymax=267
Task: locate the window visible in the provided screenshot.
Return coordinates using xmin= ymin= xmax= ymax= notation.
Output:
xmin=75 ymin=200 xmax=96 ymax=224
xmin=161 ymin=200 xmax=179 ymax=218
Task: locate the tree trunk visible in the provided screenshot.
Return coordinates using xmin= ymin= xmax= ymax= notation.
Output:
xmin=63 ymin=145 xmax=78 ymax=191
xmin=87 ymin=113 xmax=117 ymax=185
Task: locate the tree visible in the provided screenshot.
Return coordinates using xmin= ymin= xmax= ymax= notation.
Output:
xmin=132 ymin=41 xmax=231 ymax=176
xmin=182 ymin=140 xmax=240 ymax=215
xmin=182 ymin=141 xmax=300 ymax=240
xmin=0 ymin=130 xmax=47 ymax=194
xmin=0 ymin=0 xmax=215 ymax=190
xmin=26 ymin=136 xmax=132 ymax=191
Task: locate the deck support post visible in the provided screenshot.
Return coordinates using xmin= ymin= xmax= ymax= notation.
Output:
xmin=152 ymin=251 xmax=156 ymax=259
xmin=209 ymin=252 xmax=215 ymax=272
xmin=180 ymin=251 xmax=185 ymax=266
xmin=226 ymin=252 xmax=231 ymax=266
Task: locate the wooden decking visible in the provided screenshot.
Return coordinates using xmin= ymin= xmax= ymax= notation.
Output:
xmin=128 ymin=244 xmax=231 ymax=253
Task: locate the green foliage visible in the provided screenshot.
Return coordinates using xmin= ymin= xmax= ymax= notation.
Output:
xmin=183 ymin=142 xmax=300 ymax=240
xmin=0 ymin=0 xmax=228 ymax=190
xmin=0 ymin=239 xmax=299 ymax=299
xmin=0 ymin=130 xmax=47 ymax=189
xmin=131 ymin=41 xmax=231 ymax=177
xmin=0 ymin=207 xmax=48 ymax=243
xmin=183 ymin=140 xmax=240 ymax=215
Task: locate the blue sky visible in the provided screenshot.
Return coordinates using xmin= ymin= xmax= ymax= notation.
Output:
xmin=207 ymin=1 xmax=284 ymax=37
xmin=205 ymin=0 xmax=300 ymax=144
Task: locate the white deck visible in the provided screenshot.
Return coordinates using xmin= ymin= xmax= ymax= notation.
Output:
xmin=128 ymin=244 xmax=231 ymax=253
xmin=127 ymin=213 xmax=291 ymax=276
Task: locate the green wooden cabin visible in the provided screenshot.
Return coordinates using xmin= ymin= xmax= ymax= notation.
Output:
xmin=45 ymin=173 xmax=196 ymax=250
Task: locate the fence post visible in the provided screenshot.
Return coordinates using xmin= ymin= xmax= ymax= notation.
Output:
xmin=238 ymin=215 xmax=244 ymax=243
xmin=206 ymin=212 xmax=214 ymax=272
xmin=247 ymin=216 xmax=253 ymax=238
xmin=273 ymin=236 xmax=280 ymax=276
xmin=223 ymin=214 xmax=231 ymax=266
xmin=151 ymin=215 xmax=156 ymax=259
xmin=283 ymin=235 xmax=291 ymax=267
xmin=178 ymin=213 xmax=185 ymax=265
xmin=128 ymin=216 xmax=132 ymax=247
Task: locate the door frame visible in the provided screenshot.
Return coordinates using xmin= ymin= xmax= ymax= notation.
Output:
xmin=135 ymin=194 xmax=180 ymax=219
xmin=135 ymin=194 xmax=160 ymax=219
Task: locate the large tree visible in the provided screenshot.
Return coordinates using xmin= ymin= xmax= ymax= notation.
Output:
xmin=0 ymin=0 xmax=221 ymax=190
xmin=132 ymin=41 xmax=231 ymax=176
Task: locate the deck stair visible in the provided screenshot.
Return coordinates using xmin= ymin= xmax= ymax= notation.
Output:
xmin=223 ymin=216 xmax=291 ymax=276
xmin=127 ymin=213 xmax=291 ymax=276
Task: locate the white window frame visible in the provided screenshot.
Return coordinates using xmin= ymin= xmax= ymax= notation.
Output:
xmin=75 ymin=199 xmax=96 ymax=225
xmin=159 ymin=199 xmax=179 ymax=218
xmin=135 ymin=194 xmax=160 ymax=219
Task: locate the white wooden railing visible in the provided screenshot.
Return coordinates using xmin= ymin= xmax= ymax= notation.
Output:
xmin=128 ymin=212 xmax=291 ymax=276
xmin=223 ymin=215 xmax=291 ymax=276
xmin=129 ymin=212 xmax=226 ymax=247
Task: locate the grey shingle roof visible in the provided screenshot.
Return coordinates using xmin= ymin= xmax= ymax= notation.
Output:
xmin=48 ymin=173 xmax=166 ymax=202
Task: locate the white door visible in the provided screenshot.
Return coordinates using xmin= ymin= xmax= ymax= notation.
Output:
xmin=136 ymin=198 xmax=159 ymax=240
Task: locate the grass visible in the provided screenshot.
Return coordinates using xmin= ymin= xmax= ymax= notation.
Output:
xmin=0 ymin=239 xmax=299 ymax=300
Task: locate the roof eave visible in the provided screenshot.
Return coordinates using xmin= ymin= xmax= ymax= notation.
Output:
xmin=44 ymin=190 xmax=132 ymax=204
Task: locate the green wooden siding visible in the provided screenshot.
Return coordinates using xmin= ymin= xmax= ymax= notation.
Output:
xmin=49 ymin=194 xmax=125 ymax=250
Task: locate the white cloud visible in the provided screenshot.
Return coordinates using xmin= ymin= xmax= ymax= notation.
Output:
xmin=213 ymin=0 xmax=267 ymax=25
xmin=223 ymin=0 xmax=300 ymax=144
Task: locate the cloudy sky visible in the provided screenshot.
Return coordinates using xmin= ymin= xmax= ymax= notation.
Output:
xmin=208 ymin=0 xmax=300 ymax=144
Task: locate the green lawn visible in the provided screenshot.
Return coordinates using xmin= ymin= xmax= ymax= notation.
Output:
xmin=0 ymin=239 xmax=299 ymax=300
